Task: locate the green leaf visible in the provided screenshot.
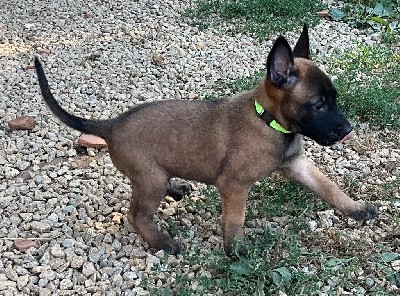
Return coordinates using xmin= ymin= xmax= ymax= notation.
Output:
xmin=389 ymin=21 xmax=399 ymax=31
xmin=229 ymin=260 xmax=252 ymax=276
xmin=271 ymin=267 xmax=292 ymax=289
xmin=381 ymin=252 xmax=400 ymax=262
xmin=325 ymin=257 xmax=353 ymax=267
xmin=367 ymin=20 xmax=380 ymax=30
xmin=254 ymin=284 xmax=266 ymax=296
xmin=372 ymin=2 xmax=384 ymax=16
xmin=371 ymin=16 xmax=388 ymax=25
xmin=388 ymin=271 xmax=400 ymax=285
xmin=329 ymin=8 xmax=345 ymax=21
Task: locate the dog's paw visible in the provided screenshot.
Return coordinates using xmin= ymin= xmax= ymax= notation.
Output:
xmin=166 ymin=178 xmax=193 ymax=201
xmin=224 ymin=237 xmax=248 ymax=259
xmin=348 ymin=203 xmax=378 ymax=221
xmin=160 ymin=239 xmax=182 ymax=255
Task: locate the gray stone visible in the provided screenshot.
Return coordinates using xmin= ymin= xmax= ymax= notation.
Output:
xmin=308 ymin=220 xmax=318 ymax=231
xmin=108 ymin=266 xmax=123 ymax=277
xmin=40 ymin=270 xmax=56 ymax=281
xmin=10 ymin=215 xmax=22 ymax=225
xmin=0 ymin=280 xmax=17 ymax=291
xmin=70 ymin=255 xmax=84 ymax=268
xmin=146 ymin=254 xmax=160 ymax=268
xmin=16 ymin=274 xmax=29 ymax=290
xmin=47 ymin=132 xmax=58 ymax=142
xmin=59 ymin=278 xmax=74 ymax=290
xmin=5 ymin=266 xmax=18 ymax=281
xmin=22 ymin=254 xmax=39 ymax=269
xmin=365 ymin=277 xmax=375 ymax=288
xmin=88 ymin=247 xmax=105 ymax=262
xmin=64 ymin=205 xmax=75 ymax=214
xmin=111 ymin=274 xmax=123 ymax=286
xmin=62 ymin=238 xmax=76 ymax=248
xmin=122 ymin=271 xmax=138 ymax=281
xmin=99 ymin=259 xmax=109 ymax=268
xmin=47 ymin=213 xmax=59 ymax=223
xmin=123 ymin=289 xmax=135 ymax=296
xmin=61 ymin=225 xmax=73 ymax=236
xmin=39 ymin=251 xmax=51 ymax=265
xmin=14 ymin=265 xmax=29 ymax=276
xmin=16 ymin=161 xmax=30 ymax=171
xmin=112 ymin=239 xmax=122 ymax=251
xmin=30 ymin=221 xmax=52 ymax=232
xmin=49 ymin=258 xmax=65 ymax=270
xmin=50 ymin=244 xmax=65 ymax=258
xmin=103 ymin=233 xmax=113 ymax=243
xmin=5 ymin=167 xmax=20 ymax=178
xmin=82 ymin=262 xmax=97 ymax=277
xmin=38 ymin=278 xmax=49 ymax=288
xmin=19 ymin=212 xmax=33 ymax=222
xmin=38 ymin=288 xmax=52 ymax=296
xmin=56 ymin=261 xmax=70 ymax=273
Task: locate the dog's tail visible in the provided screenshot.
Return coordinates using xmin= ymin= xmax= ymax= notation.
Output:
xmin=35 ymin=57 xmax=112 ymax=140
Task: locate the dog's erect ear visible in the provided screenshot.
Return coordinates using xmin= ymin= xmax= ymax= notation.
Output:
xmin=266 ymin=36 xmax=296 ymax=88
xmin=293 ymin=24 xmax=311 ymax=60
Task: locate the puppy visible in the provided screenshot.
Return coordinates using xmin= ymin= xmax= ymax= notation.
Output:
xmin=35 ymin=25 xmax=377 ymax=255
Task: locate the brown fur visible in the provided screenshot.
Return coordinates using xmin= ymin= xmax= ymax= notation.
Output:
xmin=35 ymin=25 xmax=378 ymax=255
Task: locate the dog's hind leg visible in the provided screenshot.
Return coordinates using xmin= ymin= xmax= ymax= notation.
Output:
xmin=166 ymin=178 xmax=193 ymax=201
xmin=127 ymin=172 xmax=182 ymax=255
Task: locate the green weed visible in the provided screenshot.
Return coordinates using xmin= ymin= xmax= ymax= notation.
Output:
xmin=247 ymin=179 xmax=328 ymax=220
xmin=188 ymin=0 xmax=325 ymax=38
xmin=330 ymin=0 xmax=400 ymax=34
xmin=144 ymin=176 xmax=399 ymax=295
xmin=328 ymin=45 xmax=400 ymax=127
xmin=87 ymin=53 xmax=101 ymax=62
xmin=185 ymin=185 xmax=220 ymax=213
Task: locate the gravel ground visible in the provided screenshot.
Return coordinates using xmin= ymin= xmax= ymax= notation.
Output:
xmin=1 ymin=0 xmax=399 ymax=295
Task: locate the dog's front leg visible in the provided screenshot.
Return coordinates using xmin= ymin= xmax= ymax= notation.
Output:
xmin=217 ymin=179 xmax=252 ymax=255
xmin=280 ymin=156 xmax=378 ymax=221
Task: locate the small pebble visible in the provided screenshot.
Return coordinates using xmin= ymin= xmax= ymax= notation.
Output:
xmin=77 ymin=134 xmax=107 ymax=148
xmin=14 ymin=240 xmax=38 ymax=252
xmin=8 ymin=115 xmax=36 ymax=130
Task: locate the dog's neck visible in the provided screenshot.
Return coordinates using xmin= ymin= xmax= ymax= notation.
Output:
xmin=253 ymin=78 xmax=292 ymax=133
xmin=254 ymin=100 xmax=291 ymax=134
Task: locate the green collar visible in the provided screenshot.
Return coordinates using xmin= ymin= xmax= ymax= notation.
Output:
xmin=255 ymin=100 xmax=291 ymax=134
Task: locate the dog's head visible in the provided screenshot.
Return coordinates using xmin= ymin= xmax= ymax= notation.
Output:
xmin=265 ymin=25 xmax=353 ymax=146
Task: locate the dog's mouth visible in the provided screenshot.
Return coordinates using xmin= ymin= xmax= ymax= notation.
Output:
xmin=337 ymin=131 xmax=354 ymax=144
xmin=311 ymin=129 xmax=354 ymax=146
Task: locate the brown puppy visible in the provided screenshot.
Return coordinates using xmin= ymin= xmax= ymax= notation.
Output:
xmin=35 ymin=25 xmax=378 ymax=255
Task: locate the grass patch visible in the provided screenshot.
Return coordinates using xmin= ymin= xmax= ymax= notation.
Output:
xmin=329 ymin=1 xmax=400 ymax=31
xmin=247 ymin=179 xmax=327 ymax=220
xmin=328 ymin=45 xmax=400 ymax=128
xmin=329 ymin=0 xmax=400 ymax=45
xmin=87 ymin=53 xmax=101 ymax=62
xmin=145 ymin=179 xmax=399 ymax=295
xmin=188 ymin=0 xmax=325 ymax=38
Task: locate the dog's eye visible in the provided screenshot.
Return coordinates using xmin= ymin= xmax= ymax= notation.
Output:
xmin=314 ymin=98 xmax=326 ymax=111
